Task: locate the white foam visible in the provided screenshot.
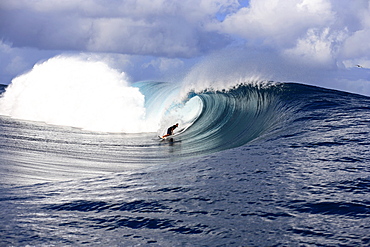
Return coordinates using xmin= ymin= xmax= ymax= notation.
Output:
xmin=0 ymin=56 xmax=159 ymax=133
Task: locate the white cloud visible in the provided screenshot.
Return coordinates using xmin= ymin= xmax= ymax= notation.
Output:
xmin=283 ymin=27 xmax=347 ymax=67
xmin=217 ymin=0 xmax=334 ymax=47
xmin=341 ymin=29 xmax=370 ymax=60
xmin=213 ymin=0 xmax=370 ymax=70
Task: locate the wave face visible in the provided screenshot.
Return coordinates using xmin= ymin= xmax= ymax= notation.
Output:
xmin=172 ymin=83 xmax=286 ymax=154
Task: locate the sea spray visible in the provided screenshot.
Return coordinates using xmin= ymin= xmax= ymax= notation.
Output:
xmin=177 ymin=49 xmax=277 ymax=100
xmin=0 ymin=56 xmax=158 ymax=133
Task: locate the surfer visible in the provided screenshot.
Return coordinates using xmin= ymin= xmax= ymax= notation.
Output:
xmin=162 ymin=123 xmax=178 ymax=138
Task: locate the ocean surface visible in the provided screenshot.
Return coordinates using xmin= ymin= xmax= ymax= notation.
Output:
xmin=1 ymin=78 xmax=370 ymax=246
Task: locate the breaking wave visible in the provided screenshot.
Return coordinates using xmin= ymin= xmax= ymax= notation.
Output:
xmin=0 ymin=56 xmax=286 ymax=154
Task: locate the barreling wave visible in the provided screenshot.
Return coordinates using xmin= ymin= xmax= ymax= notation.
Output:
xmin=150 ymin=82 xmax=287 ymax=155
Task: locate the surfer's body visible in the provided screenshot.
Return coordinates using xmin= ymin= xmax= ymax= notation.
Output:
xmin=161 ymin=123 xmax=178 ymax=138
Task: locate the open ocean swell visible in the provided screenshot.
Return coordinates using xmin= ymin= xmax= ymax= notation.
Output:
xmin=1 ymin=82 xmax=370 ymax=246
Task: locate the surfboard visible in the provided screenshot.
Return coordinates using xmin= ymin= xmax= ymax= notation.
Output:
xmin=159 ymin=127 xmax=186 ymax=140
xmin=158 ymin=136 xmax=174 ymax=142
xmin=159 ymin=135 xmax=171 ymax=140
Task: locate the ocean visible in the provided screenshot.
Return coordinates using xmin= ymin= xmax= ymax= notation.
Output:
xmin=0 ymin=66 xmax=370 ymax=246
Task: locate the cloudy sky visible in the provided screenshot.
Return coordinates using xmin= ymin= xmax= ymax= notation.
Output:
xmin=1 ymin=0 xmax=370 ymax=94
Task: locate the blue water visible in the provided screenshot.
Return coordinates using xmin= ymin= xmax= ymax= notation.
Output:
xmin=1 ymin=82 xmax=370 ymax=246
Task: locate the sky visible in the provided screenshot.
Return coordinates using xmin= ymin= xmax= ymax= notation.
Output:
xmin=1 ymin=0 xmax=370 ymax=95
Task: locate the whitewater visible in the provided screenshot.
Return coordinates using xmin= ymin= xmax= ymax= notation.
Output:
xmin=1 ymin=56 xmax=370 ymax=246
